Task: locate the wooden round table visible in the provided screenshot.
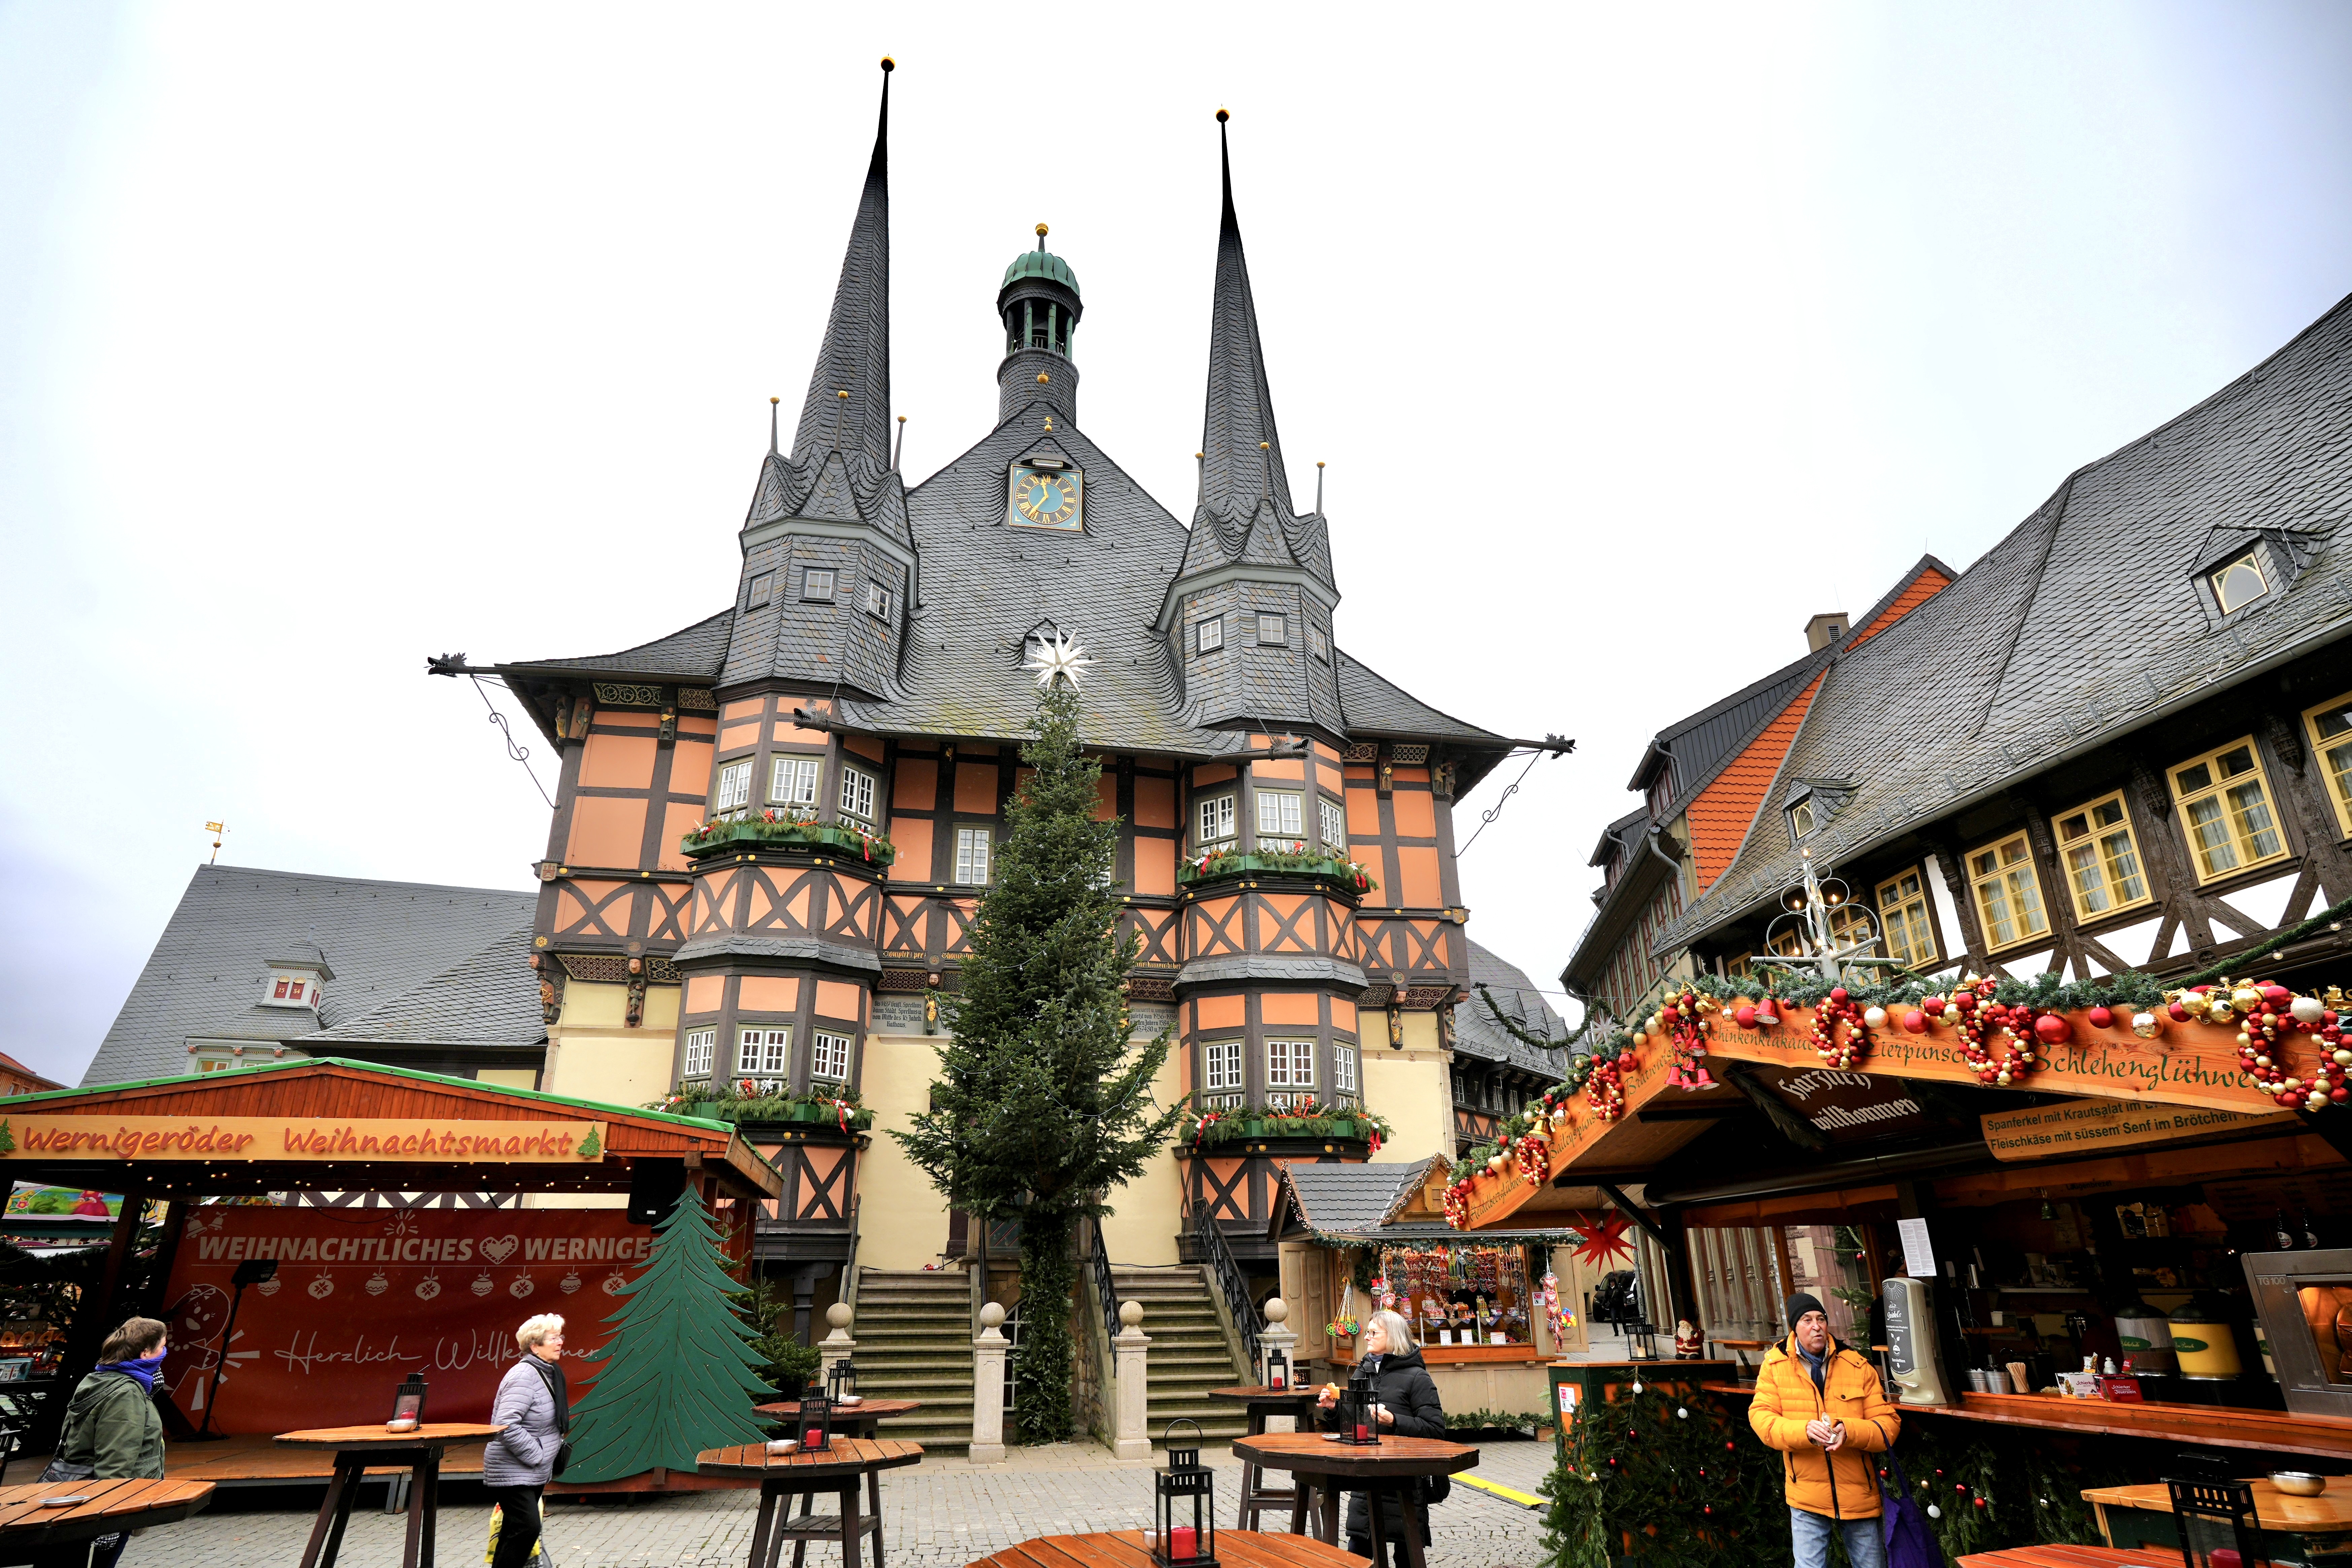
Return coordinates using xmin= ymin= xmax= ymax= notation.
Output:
xmin=1229 ymin=1432 xmax=1479 ymax=1568
xmin=0 ymin=1476 xmax=214 ymax=1554
xmin=964 ymin=1528 xmax=1368 ymax=1568
xmin=1207 ymin=1387 xmax=1321 ymax=1529
xmin=697 ymin=1436 xmax=924 ymax=1568
xmin=749 ymin=1402 xmax=925 ymax=1524
xmin=276 ymin=1422 xmax=503 ymax=1568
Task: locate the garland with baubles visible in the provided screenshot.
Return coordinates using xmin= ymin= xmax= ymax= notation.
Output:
xmin=1633 ymin=990 xmax=1718 ymax=1089
xmin=1808 ymin=986 xmax=1870 ymax=1070
xmin=1513 ymin=1130 xmax=1552 ymax=1185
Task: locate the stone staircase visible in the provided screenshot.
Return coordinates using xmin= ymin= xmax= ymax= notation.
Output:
xmin=1111 ymin=1266 xmax=1252 ymax=1443
xmin=847 ymin=1269 xmax=975 ymax=1455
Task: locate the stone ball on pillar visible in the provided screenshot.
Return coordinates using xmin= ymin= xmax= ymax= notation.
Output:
xmin=980 ymin=1302 xmax=1007 ymax=1329
xmin=1263 ymin=1298 xmax=1289 ymax=1324
xmin=826 ymin=1302 xmax=854 ymax=1331
xmin=1119 ymin=1299 xmax=1145 ymax=1328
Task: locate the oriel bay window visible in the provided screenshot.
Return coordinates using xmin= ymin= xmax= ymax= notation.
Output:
xmin=1266 ymin=1038 xmax=1314 ymax=1107
xmin=2055 ymin=792 xmax=2149 ymax=915
xmin=772 ymin=755 xmax=821 ymax=808
xmin=839 ymin=763 xmax=878 ymax=824
xmin=1332 ymin=1043 xmax=1359 ymax=1104
xmin=2303 ymin=690 xmax=2352 ymax=838
xmin=1874 ymin=868 xmax=1938 ymax=969
xmin=1196 ymin=794 xmax=1235 ymax=847
xmin=2169 ymin=739 xmax=2286 ymax=881
xmin=683 ymin=1028 xmax=716 ymax=1081
xmin=1202 ymin=1038 xmax=1243 ymax=1109
xmin=1257 ymin=789 xmax=1303 ymax=842
xmin=714 ymin=758 xmax=754 ymax=816
xmin=1318 ymin=796 xmax=1345 ymax=852
xmin=810 ymin=1030 xmax=852 ymax=1084
xmin=1968 ymin=834 xmax=2050 ymax=950
xmin=737 ymin=1026 xmax=791 ymax=1092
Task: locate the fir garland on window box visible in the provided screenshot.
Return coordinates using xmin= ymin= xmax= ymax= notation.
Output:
xmin=1178 ymin=844 xmax=1377 ymax=893
xmin=651 ymin=1081 xmax=873 ymax=1132
xmin=681 ymin=813 xmax=896 ymax=865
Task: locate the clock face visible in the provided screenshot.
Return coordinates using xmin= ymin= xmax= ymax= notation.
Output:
xmin=1009 ymin=464 xmax=1082 ymax=530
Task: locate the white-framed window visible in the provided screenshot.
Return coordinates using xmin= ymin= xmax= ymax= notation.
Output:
xmin=1257 ymin=790 xmax=1303 ymax=838
xmin=863 ymin=581 xmax=892 ymax=619
xmin=746 ymin=571 xmax=774 ymax=607
xmin=771 ymin=756 xmax=821 ymax=807
xmin=1333 ymin=1043 xmax=1359 ymax=1097
xmin=1968 ymin=834 xmax=2050 ymax=950
xmin=2055 ymin=792 xmax=2150 ymax=916
xmin=803 ymin=568 xmax=836 ymax=601
xmin=1256 ymin=613 xmax=1286 ymax=645
xmin=683 ymin=1028 xmax=715 ymax=1079
xmin=839 ymin=764 xmax=877 ymax=823
xmin=1309 ymin=625 xmax=1330 ymax=661
xmin=1197 ymin=618 xmax=1223 ymax=654
xmin=1196 ymin=794 xmax=1236 ymax=845
xmin=1203 ymin=1038 xmax=1243 ymax=1101
xmin=1318 ymin=796 xmax=1345 ymax=851
xmin=955 ymin=827 xmax=993 ymax=885
xmin=1268 ymin=1039 xmax=1315 ymax=1088
xmin=810 ymin=1030 xmax=852 ymax=1083
xmin=2208 ymin=552 xmax=2268 ymax=614
xmin=715 ymin=758 xmax=754 ymax=815
xmin=2170 ymin=739 xmax=2287 ymax=881
xmin=737 ymin=1027 xmax=791 ymax=1079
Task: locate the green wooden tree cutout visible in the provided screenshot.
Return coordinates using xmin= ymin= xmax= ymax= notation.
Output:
xmin=576 ymin=1126 xmax=601 ymax=1159
xmin=0 ymin=1121 xmax=15 ymax=1154
xmin=560 ymin=1188 xmax=768 ymax=1481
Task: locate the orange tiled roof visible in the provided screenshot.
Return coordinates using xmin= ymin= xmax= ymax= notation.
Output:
xmin=1686 ymin=670 xmax=1825 ymax=891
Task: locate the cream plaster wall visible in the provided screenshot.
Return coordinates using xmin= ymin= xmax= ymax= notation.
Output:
xmin=1097 ymin=1039 xmax=1183 ymax=1267
xmin=544 ymin=982 xmax=678 ymax=1111
xmin=1363 ymin=1010 xmax=1451 ymax=1164
xmin=856 ymin=1033 xmax=958 ymax=1272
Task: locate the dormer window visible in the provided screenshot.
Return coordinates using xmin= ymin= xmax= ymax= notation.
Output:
xmin=2208 ymin=552 xmax=2268 ymax=614
xmin=1788 ymin=797 xmax=1816 ymax=840
xmin=746 ymin=571 xmax=775 ymax=607
xmin=863 ymin=582 xmax=893 ymax=620
xmin=1256 ymin=613 xmax=1286 ymax=645
xmin=804 ymin=568 xmax=837 ymax=601
xmin=1308 ymin=625 xmax=1329 ymax=661
xmin=1196 ymin=617 xmax=1224 ymax=654
xmin=258 ymin=957 xmax=331 ymax=1012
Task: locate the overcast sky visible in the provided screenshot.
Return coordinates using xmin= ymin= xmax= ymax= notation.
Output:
xmin=5 ymin=3 xmax=2351 ymax=1084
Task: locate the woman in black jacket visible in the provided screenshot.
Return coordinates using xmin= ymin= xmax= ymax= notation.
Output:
xmin=1315 ymin=1308 xmax=1446 ymax=1558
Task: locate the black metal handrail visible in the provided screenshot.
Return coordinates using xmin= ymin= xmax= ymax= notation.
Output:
xmin=1193 ymin=1207 xmax=1262 ymax=1376
xmin=1090 ymin=1218 xmax=1119 ymax=1335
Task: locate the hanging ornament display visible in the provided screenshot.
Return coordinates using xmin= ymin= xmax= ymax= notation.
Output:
xmin=1571 ymin=1210 xmax=1635 ymax=1269
xmin=1941 ymin=978 xmax=2043 ymax=1087
xmin=2197 ymin=980 xmax=2348 ymax=1109
xmin=1512 ymin=1130 xmax=1552 ymax=1185
xmin=1810 ymin=987 xmax=1871 ymax=1070
xmin=1656 ymin=991 xmax=1718 ymax=1090
xmin=1587 ymin=1055 xmax=1628 ymax=1122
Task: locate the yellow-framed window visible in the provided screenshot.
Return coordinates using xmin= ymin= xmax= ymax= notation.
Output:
xmin=2053 ymin=792 xmax=2150 ymax=917
xmin=2305 ymin=690 xmax=2352 ymax=839
xmin=1875 ymin=867 xmax=1939 ymax=969
xmin=1827 ymin=904 xmax=1873 ymax=951
xmin=2168 ymin=739 xmax=2287 ymax=882
xmin=1767 ymin=926 xmax=1808 ymax=959
xmin=1968 ymin=833 xmax=2049 ymax=950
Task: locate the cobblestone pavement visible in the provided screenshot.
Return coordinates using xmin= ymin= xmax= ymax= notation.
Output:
xmin=121 ymin=1440 xmax=1556 ymax=1568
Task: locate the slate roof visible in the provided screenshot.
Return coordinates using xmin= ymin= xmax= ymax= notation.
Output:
xmin=1275 ymin=1161 xmax=1583 ymax=1245
xmin=83 ymin=866 xmax=540 ymax=1085
xmin=1653 ymin=289 xmax=2352 ymax=956
xmin=299 ymin=927 xmax=545 ymax=1049
xmin=1457 ymin=943 xmax=1571 ymax=1076
xmin=496 ymin=104 xmax=1512 ymax=781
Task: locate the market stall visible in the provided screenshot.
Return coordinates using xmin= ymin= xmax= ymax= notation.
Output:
xmin=0 ymin=1057 xmax=782 ymax=1492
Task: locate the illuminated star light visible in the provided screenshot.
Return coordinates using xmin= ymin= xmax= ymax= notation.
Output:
xmin=1023 ymin=631 xmax=1095 ymax=689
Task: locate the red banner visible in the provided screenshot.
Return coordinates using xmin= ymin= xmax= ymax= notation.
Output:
xmin=160 ymin=1205 xmax=652 ymax=1434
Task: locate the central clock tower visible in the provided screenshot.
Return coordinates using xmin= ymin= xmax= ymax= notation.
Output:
xmin=997 ymin=224 xmax=1081 ymax=427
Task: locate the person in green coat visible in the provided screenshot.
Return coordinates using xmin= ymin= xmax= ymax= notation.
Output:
xmin=50 ymin=1317 xmax=169 ymax=1568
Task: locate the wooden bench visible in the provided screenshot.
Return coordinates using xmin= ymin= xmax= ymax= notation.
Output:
xmin=1956 ymin=1545 xmax=2180 ymax=1567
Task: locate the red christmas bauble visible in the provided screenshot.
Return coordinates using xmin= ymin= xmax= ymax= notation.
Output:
xmin=2086 ymin=1006 xmax=2113 ymax=1028
xmin=2034 ymin=1013 xmax=2071 ymax=1045
xmin=1831 ymin=987 xmax=1849 ymax=1003
xmin=1735 ymin=1005 xmax=1757 ymax=1027
xmin=1902 ymin=1010 xmax=1928 ymax=1034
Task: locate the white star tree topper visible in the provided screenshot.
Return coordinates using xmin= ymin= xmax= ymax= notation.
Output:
xmin=1022 ymin=630 xmax=1096 ymax=689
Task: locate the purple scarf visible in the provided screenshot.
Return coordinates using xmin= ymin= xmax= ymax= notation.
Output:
xmin=97 ymin=1352 xmax=166 ymax=1393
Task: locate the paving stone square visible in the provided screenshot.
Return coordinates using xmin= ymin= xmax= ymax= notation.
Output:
xmin=119 ymin=1440 xmax=1556 ymax=1568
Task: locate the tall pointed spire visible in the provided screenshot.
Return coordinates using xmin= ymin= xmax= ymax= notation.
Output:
xmin=1197 ymin=108 xmax=1296 ymax=526
xmin=791 ymin=59 xmax=894 ymax=468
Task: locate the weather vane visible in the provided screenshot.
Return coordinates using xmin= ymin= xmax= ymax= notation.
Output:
xmin=204 ymin=821 xmax=228 ymax=864
xmin=1022 ymin=630 xmax=1095 ymax=689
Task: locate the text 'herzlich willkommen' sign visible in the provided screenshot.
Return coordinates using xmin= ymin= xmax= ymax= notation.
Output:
xmin=0 ymin=1117 xmax=607 ymax=1163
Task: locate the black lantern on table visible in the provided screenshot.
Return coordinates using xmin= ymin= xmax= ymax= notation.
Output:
xmin=826 ymin=1355 xmax=859 ymax=1406
xmin=1336 ymin=1365 xmax=1382 ymax=1446
xmin=1627 ymin=1321 xmax=1659 ymax=1361
xmin=797 ymin=1376 xmax=833 ymax=1453
xmin=1150 ymin=1420 xmax=1218 ymax=1568
xmin=1263 ymin=1343 xmax=1290 ymax=1392
xmin=387 ymin=1373 xmax=428 ymax=1431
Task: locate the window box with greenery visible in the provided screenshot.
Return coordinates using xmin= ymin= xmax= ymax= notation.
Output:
xmin=1179 ymin=841 xmax=1377 ymax=893
xmin=682 ymin=810 xmax=896 ymax=866
xmin=654 ymin=1080 xmax=872 ymax=1132
xmin=1183 ymin=1097 xmax=1391 ymax=1149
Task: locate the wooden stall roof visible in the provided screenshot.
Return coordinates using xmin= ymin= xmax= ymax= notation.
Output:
xmin=0 ymin=1057 xmax=781 ymax=1200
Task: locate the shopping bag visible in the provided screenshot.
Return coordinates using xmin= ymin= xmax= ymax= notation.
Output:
xmin=1878 ymin=1454 xmax=1941 ymax=1568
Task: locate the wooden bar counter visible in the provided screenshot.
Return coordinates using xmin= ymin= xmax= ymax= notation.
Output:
xmin=1703 ymin=1382 xmax=2352 ymax=1460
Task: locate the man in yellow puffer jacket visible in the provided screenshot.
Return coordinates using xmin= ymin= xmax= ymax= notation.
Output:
xmin=1750 ymin=1292 xmax=1900 ymax=1568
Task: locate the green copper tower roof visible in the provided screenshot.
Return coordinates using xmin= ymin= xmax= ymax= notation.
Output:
xmin=1001 ymin=224 xmax=1079 ymax=298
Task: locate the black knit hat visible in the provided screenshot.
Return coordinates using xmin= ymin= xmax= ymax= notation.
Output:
xmin=1784 ymin=1291 xmax=1827 ymax=1329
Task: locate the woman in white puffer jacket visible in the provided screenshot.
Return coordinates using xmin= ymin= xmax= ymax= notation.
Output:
xmin=482 ymin=1314 xmax=568 ymax=1568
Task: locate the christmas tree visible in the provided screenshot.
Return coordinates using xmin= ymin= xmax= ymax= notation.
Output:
xmin=891 ymin=665 xmax=1182 ymax=1441
xmin=560 ymin=1188 xmax=770 ymax=1481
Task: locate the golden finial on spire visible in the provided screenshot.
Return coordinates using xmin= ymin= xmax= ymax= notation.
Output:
xmin=1258 ymin=441 xmax=1270 ymax=450
xmin=837 ymin=389 xmax=849 ymax=400
xmin=1216 ymin=108 xmax=1229 ymax=124
xmin=1036 ymin=372 xmax=1049 ymax=383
